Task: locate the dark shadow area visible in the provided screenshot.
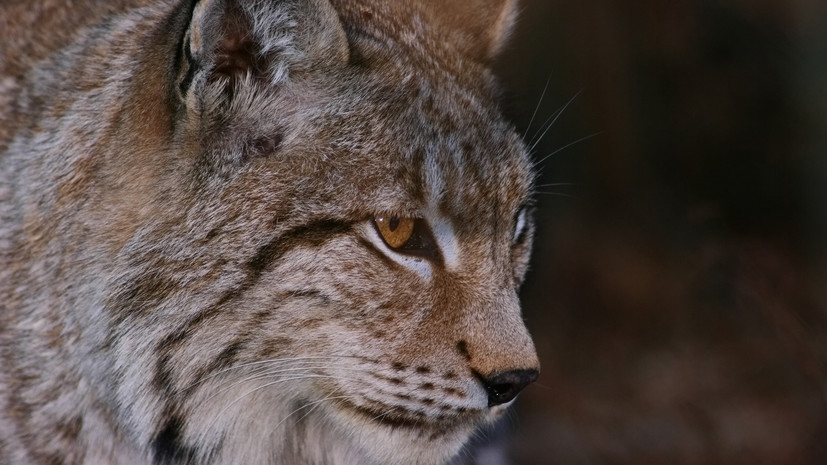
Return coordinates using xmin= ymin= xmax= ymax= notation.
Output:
xmin=492 ymin=0 xmax=827 ymax=463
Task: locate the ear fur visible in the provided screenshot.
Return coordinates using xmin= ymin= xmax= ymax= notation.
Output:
xmin=172 ymin=0 xmax=349 ymax=174
xmin=414 ymin=0 xmax=519 ymax=62
xmin=176 ymin=0 xmax=349 ymax=104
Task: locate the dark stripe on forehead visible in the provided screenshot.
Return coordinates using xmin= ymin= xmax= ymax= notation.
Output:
xmin=153 ymin=219 xmax=352 ymax=394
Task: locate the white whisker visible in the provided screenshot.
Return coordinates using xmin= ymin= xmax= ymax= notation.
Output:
xmin=524 ymin=76 xmax=552 ymax=139
xmin=204 ymin=374 xmax=368 ymax=433
xmin=182 ymin=355 xmax=365 ymax=391
xmin=533 ymin=131 xmax=600 ymax=168
xmin=527 ymin=89 xmax=582 ymax=152
xmin=199 ymin=363 xmax=374 ymax=406
xmin=271 ymin=391 xmax=354 ymax=432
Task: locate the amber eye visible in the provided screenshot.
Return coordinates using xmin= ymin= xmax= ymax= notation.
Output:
xmin=374 ymin=215 xmax=415 ymax=249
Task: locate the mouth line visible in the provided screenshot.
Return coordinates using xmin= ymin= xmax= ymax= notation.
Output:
xmin=337 ymin=398 xmax=479 ymax=432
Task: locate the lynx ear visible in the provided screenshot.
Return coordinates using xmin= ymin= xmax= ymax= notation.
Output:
xmin=176 ymin=0 xmax=349 ymax=101
xmin=415 ymin=0 xmax=519 ymax=62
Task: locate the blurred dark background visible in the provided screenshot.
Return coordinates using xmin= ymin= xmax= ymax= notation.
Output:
xmin=487 ymin=0 xmax=827 ymax=463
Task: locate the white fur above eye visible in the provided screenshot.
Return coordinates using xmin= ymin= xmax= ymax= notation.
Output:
xmin=427 ymin=212 xmax=460 ymax=271
xmin=513 ymin=208 xmax=527 ymax=243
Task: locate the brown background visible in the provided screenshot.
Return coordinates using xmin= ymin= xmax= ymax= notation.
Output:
xmin=488 ymin=0 xmax=827 ymax=463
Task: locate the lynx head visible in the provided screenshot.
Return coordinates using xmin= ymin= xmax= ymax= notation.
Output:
xmin=102 ymin=0 xmax=539 ymax=463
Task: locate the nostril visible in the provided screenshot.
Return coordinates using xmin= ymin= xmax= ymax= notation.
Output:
xmin=477 ymin=369 xmax=539 ymax=407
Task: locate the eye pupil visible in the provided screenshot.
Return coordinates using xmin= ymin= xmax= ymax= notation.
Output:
xmin=389 ymin=216 xmax=400 ymax=232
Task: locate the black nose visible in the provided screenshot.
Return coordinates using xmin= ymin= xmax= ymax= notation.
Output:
xmin=478 ymin=369 xmax=539 ymax=407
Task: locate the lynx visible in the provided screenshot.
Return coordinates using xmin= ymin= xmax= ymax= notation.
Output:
xmin=0 ymin=0 xmax=539 ymax=464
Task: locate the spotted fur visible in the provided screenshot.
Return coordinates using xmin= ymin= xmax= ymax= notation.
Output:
xmin=0 ymin=1 xmax=539 ymax=464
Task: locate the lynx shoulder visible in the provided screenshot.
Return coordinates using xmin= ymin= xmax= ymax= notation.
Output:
xmin=0 ymin=1 xmax=539 ymax=464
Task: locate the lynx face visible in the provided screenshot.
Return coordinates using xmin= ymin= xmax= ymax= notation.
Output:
xmin=0 ymin=1 xmax=539 ymax=464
